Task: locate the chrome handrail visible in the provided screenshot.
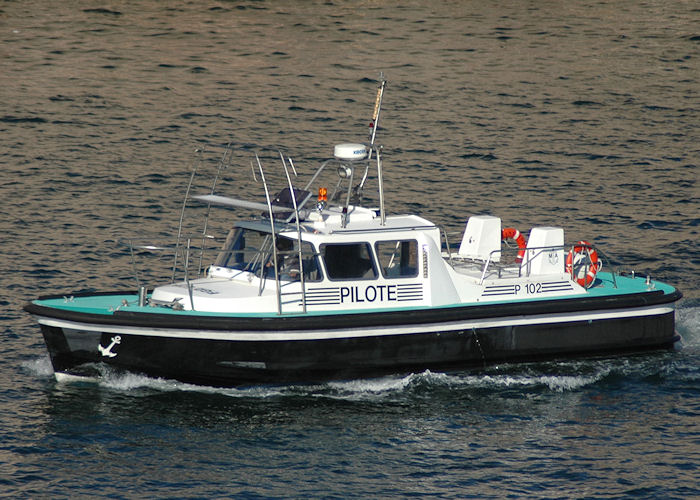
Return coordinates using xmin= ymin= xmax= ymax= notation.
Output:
xmin=474 ymin=244 xmax=566 ymax=285
xmin=439 ymin=225 xmax=454 ymax=267
xmin=465 ymin=241 xmax=617 ymax=288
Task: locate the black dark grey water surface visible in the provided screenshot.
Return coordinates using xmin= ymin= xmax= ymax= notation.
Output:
xmin=1 ymin=1 xmax=698 ymax=498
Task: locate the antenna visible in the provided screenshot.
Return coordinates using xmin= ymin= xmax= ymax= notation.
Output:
xmin=355 ymin=74 xmax=387 ymax=203
xmin=369 ymin=73 xmax=387 ymax=147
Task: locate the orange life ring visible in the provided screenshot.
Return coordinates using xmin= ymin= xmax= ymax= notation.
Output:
xmin=566 ymin=240 xmax=601 ymax=288
xmin=501 ymin=227 xmax=527 ymax=263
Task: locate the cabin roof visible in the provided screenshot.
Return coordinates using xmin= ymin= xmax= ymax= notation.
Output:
xmin=233 ymin=212 xmax=436 ymax=242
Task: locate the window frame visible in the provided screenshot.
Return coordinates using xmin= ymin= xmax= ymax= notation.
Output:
xmin=319 ymin=241 xmax=379 ymax=281
xmin=275 ymin=237 xmax=324 ymax=283
xmin=374 ymin=239 xmax=420 ymax=279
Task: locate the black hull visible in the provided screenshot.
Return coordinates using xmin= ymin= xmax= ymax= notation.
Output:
xmin=27 ymin=288 xmax=680 ymax=332
xmin=38 ymin=311 xmax=678 ymax=387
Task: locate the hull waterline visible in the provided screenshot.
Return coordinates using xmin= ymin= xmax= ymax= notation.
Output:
xmin=27 ymin=290 xmax=681 ymax=387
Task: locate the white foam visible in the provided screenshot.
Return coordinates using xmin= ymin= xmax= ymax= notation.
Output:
xmin=21 ymin=356 xmax=54 ymax=377
xmin=94 ymin=369 xmax=285 ymax=398
xmin=327 ymin=372 xmax=415 ymax=394
xmin=54 ymin=372 xmax=98 ymax=384
xmin=440 ymin=370 xmax=608 ymax=393
xmin=323 ymin=368 xmax=605 ymax=398
xmin=35 ymin=358 xmax=627 ymax=398
xmin=676 ymin=305 xmax=700 ymax=346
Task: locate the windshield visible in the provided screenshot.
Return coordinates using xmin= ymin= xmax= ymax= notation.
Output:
xmin=215 ymin=228 xmax=322 ymax=282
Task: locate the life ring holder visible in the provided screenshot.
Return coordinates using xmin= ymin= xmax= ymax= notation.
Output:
xmin=566 ymin=240 xmax=602 ymax=288
xmin=501 ymin=227 xmax=527 ymax=263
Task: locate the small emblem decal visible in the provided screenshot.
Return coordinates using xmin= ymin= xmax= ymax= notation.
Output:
xmin=98 ymin=335 xmax=121 ymax=358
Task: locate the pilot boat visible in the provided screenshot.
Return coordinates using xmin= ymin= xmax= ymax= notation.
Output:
xmin=25 ymin=78 xmax=682 ymax=387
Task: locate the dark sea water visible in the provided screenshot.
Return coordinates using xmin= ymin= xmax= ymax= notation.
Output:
xmin=1 ymin=1 xmax=698 ymax=497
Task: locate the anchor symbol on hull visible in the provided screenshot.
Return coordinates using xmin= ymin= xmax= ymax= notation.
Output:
xmin=98 ymin=335 xmax=121 ymax=358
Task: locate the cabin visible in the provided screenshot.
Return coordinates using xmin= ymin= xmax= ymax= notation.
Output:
xmin=150 ymin=202 xmax=582 ymax=314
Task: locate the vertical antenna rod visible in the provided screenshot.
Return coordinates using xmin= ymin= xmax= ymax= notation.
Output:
xmin=369 ymin=73 xmax=387 ymax=147
xmin=370 ymin=74 xmax=387 ymax=225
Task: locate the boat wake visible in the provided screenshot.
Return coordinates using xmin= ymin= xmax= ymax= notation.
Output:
xmin=676 ymin=301 xmax=700 ymax=347
xmin=21 ymin=355 xmax=54 ymax=377
xmin=22 ymin=355 xmax=607 ymax=397
xmin=321 ymin=368 xmax=609 ymax=399
xmin=16 ymin=360 xmax=639 ymax=400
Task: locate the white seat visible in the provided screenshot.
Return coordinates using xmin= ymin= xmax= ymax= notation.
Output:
xmin=458 ymin=216 xmax=502 ymax=262
xmin=521 ymin=227 xmax=564 ymax=275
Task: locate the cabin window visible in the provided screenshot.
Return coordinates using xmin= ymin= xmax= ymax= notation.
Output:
xmin=375 ymin=240 xmax=419 ymax=278
xmin=321 ymin=242 xmax=377 ymax=280
xmin=214 ymin=229 xmax=321 ymax=282
xmin=215 ymin=228 xmax=270 ymax=273
xmin=274 ymin=238 xmax=323 ymax=282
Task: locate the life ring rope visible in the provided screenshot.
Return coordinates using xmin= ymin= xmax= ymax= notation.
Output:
xmin=566 ymin=240 xmax=602 ymax=288
xmin=501 ymin=227 xmax=527 ymax=263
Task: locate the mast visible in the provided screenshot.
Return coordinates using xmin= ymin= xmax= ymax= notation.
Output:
xmin=369 ymin=73 xmax=387 ymax=148
xmin=371 ymin=74 xmax=387 ymax=225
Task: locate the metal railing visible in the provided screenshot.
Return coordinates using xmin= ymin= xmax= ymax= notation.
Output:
xmin=443 ymin=238 xmax=620 ymax=289
xmin=120 ymin=236 xmax=323 ymax=311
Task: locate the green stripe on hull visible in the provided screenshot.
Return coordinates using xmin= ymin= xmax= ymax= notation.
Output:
xmin=30 ymin=272 xmax=677 ymax=319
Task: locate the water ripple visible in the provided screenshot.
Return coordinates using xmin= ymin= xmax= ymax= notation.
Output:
xmin=1 ymin=0 xmax=698 ymax=497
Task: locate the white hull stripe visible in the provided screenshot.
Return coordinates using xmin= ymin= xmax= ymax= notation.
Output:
xmin=33 ymin=304 xmax=674 ymax=342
